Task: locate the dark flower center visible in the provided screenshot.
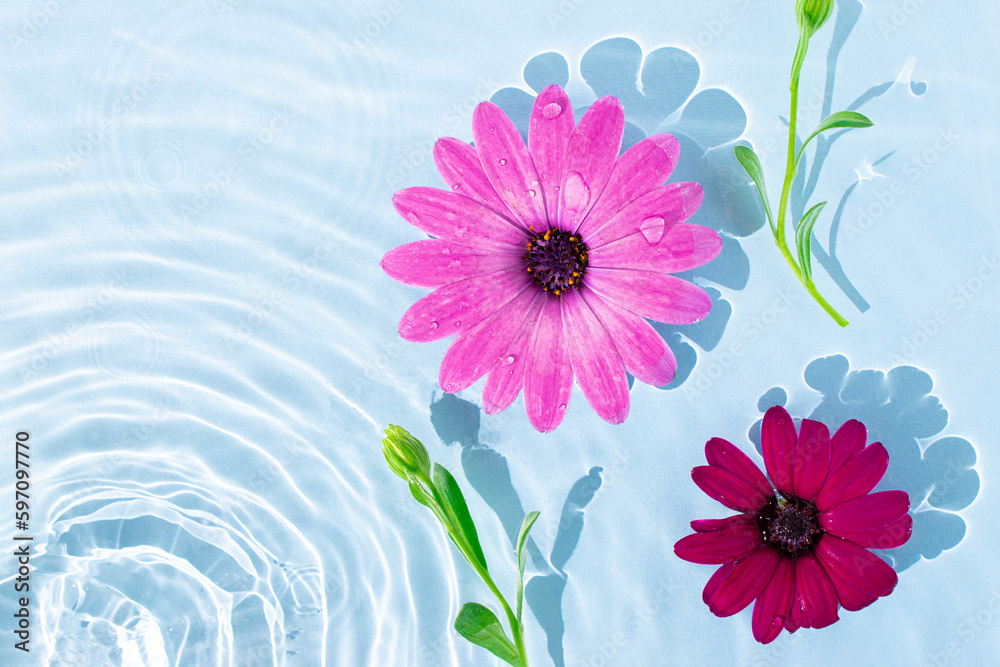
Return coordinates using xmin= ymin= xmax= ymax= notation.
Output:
xmin=524 ymin=228 xmax=589 ymax=296
xmin=758 ymin=496 xmax=822 ymax=557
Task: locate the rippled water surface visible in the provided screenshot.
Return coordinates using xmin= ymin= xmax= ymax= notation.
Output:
xmin=2 ymin=1 xmax=999 ymax=665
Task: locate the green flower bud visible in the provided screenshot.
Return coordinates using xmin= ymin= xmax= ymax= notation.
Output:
xmin=796 ymin=0 xmax=834 ymax=38
xmin=382 ymin=425 xmax=432 ymax=484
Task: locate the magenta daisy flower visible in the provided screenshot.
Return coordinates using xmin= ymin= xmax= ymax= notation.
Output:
xmin=381 ymin=85 xmax=722 ymax=432
xmin=674 ymin=406 xmax=912 ymax=643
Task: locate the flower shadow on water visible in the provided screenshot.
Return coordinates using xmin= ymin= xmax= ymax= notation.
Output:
xmin=430 ymin=393 xmax=600 ymax=667
xmin=492 ymin=38 xmax=760 ymax=390
xmin=747 ymin=355 xmax=979 ymax=572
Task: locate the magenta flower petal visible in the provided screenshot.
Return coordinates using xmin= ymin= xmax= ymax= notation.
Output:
xmin=752 ymin=557 xmax=796 ymax=644
xmin=587 ymin=269 xmax=711 ymax=325
xmin=792 ymin=419 xmax=831 ymax=502
xmin=471 ymin=101 xmax=547 ymax=230
xmin=576 ymin=133 xmax=681 ymax=239
xmin=691 ymin=466 xmax=769 ymax=512
xmin=790 ymin=552 xmax=840 ymax=629
xmin=675 ymin=515 xmax=762 ymax=564
xmin=557 ymin=96 xmax=624 ymax=231
xmin=814 ymin=546 xmax=881 ymax=612
xmin=585 ymin=181 xmax=705 ymax=249
xmin=705 ymin=437 xmax=773 ymax=499
xmin=527 ymin=85 xmax=574 ymax=221
xmin=559 ymin=290 xmax=629 ymax=424
xmin=522 ymin=297 xmax=573 ymax=432
xmin=833 ymin=514 xmax=913 ymax=550
xmin=705 ymin=546 xmax=780 ymax=617
xmin=829 ymin=419 xmax=867 ymax=473
xmin=439 ymin=288 xmax=539 ymax=392
xmin=690 ymin=514 xmax=756 ymax=532
xmin=814 ymin=534 xmax=898 ymax=599
xmin=481 ymin=297 xmax=545 ymax=414
xmin=433 ymin=137 xmax=509 ymax=213
xmin=820 ymin=490 xmax=910 ymax=535
xmin=588 ymin=221 xmax=722 ymax=273
xmin=762 ymin=406 xmax=797 ymax=496
xmin=580 ymin=288 xmax=677 ymax=386
xmin=814 ymin=442 xmax=889 ymax=510
xmin=399 ymin=268 xmax=532 ymax=342
xmin=392 ymin=187 xmax=526 ymax=249
xmin=380 ymin=239 xmax=520 ymax=288
xmin=702 ymin=561 xmax=736 ymax=607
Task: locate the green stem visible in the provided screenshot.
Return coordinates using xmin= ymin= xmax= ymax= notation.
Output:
xmin=776 ymin=31 xmax=849 ymax=327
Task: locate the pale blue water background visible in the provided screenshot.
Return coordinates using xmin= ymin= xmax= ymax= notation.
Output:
xmin=1 ymin=0 xmax=998 ymax=665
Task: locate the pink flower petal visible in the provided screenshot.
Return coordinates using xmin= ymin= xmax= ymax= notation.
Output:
xmin=705 ymin=437 xmax=774 ymax=500
xmin=559 ymin=96 xmax=625 ymax=231
xmin=586 ymin=269 xmax=712 ymax=325
xmin=585 ymin=182 xmax=705 ymax=249
xmin=674 ymin=517 xmax=763 ymax=564
xmin=692 ymin=466 xmax=769 ymax=512
xmin=833 ymin=513 xmax=913 ymax=550
xmin=793 ymin=419 xmax=831 ymax=502
xmin=814 ymin=534 xmax=898 ymax=599
xmin=392 ymin=187 xmax=527 ymax=250
xmin=398 ymin=268 xmax=532 ymax=342
xmin=588 ymin=221 xmax=721 ymax=273
xmin=705 ymin=546 xmax=780 ymax=617
xmin=579 ymin=288 xmax=677 ymax=386
xmin=522 ymin=296 xmax=573 ymax=432
xmin=790 ymin=552 xmax=840 ymax=629
xmin=439 ymin=288 xmax=539 ymax=392
xmin=559 ymin=290 xmax=629 ymax=424
xmin=702 ymin=561 xmax=736 ymax=607
xmin=472 ymin=102 xmax=547 ymax=231
xmin=381 ymin=239 xmax=520 ymax=288
xmin=815 ymin=443 xmax=889 ymax=511
xmin=482 ymin=297 xmax=545 ymax=414
xmin=433 ymin=137 xmax=508 ymax=213
xmin=690 ymin=513 xmax=757 ymax=532
xmin=751 ymin=556 xmax=795 ymax=644
xmin=762 ymin=406 xmax=797 ymax=496
xmin=820 ymin=490 xmax=910 ymax=535
xmin=576 ymin=133 xmax=681 ymax=238
xmin=528 ymin=85 xmax=574 ymax=224
xmin=829 ymin=419 xmax=867 ymax=473
xmin=816 ymin=551 xmax=880 ymax=612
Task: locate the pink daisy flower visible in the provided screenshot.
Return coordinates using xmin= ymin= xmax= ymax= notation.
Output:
xmin=381 ymin=84 xmax=722 ymax=432
xmin=674 ymin=405 xmax=912 ymax=643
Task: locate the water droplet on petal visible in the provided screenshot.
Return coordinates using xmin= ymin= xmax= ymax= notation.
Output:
xmin=451 ymin=183 xmax=461 ymax=191
xmin=504 ymin=355 xmax=515 ymax=365
xmin=498 ymin=158 xmax=507 ymax=166
xmin=542 ymin=102 xmax=563 ymax=119
xmin=639 ymin=216 xmax=666 ymax=244
xmin=442 ymin=247 xmax=451 ymax=255
xmin=558 ymin=403 xmax=567 ymax=412
xmin=429 ymin=321 xmax=438 ymax=331
xmin=527 ymin=189 xmax=536 ymax=198
xmin=562 ymin=171 xmax=590 ymax=212
xmin=449 ymin=259 xmax=462 ymax=268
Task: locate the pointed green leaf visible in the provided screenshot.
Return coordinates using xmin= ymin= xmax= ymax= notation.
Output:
xmin=514 ymin=511 xmax=540 ymax=623
xmin=432 ymin=463 xmax=488 ymax=572
xmin=796 ymin=111 xmax=873 ymax=165
xmin=733 ymin=145 xmax=776 ymax=238
xmin=795 ymin=201 xmax=827 ymax=282
xmin=454 ymin=602 xmax=524 ymax=667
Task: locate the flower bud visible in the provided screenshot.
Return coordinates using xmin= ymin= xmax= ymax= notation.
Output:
xmin=382 ymin=425 xmax=432 ymax=484
xmin=796 ymin=0 xmax=833 ymax=38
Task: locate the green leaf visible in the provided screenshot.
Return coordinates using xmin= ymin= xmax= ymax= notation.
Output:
xmin=514 ymin=511 xmax=540 ymax=624
xmin=795 ymin=201 xmax=827 ymax=282
xmin=733 ymin=145 xmax=776 ymax=238
xmin=432 ymin=463 xmax=489 ymax=572
xmin=797 ymin=111 xmax=873 ymax=165
xmin=454 ymin=602 xmax=524 ymax=667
